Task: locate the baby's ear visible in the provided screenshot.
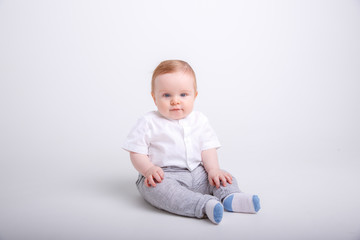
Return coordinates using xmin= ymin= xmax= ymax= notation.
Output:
xmin=195 ymin=91 xmax=198 ymax=98
xmin=151 ymin=92 xmax=156 ymax=104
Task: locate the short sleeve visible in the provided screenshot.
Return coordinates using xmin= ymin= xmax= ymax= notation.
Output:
xmin=198 ymin=113 xmax=221 ymax=151
xmin=122 ymin=116 xmax=150 ymax=155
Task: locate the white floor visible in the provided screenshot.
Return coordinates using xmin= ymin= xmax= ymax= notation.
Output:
xmin=1 ymin=149 xmax=359 ymax=240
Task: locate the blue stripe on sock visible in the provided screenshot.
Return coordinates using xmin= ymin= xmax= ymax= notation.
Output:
xmin=213 ymin=203 xmax=223 ymax=224
xmin=253 ymin=195 xmax=261 ymax=212
xmin=223 ymin=194 xmax=234 ymax=212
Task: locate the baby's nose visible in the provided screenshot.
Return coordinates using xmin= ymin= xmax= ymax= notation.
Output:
xmin=171 ymin=97 xmax=180 ymax=105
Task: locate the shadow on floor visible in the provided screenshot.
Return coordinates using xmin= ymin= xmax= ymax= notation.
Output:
xmin=88 ymin=175 xmax=164 ymax=213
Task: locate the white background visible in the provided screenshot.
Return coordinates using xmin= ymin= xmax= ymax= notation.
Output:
xmin=1 ymin=0 xmax=360 ymax=239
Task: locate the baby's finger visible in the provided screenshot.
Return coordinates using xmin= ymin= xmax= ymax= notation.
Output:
xmin=144 ymin=179 xmax=151 ymax=187
xmin=225 ymin=174 xmax=233 ymax=184
xmin=158 ymin=169 xmax=165 ymax=179
xmin=147 ymin=176 xmax=157 ymax=187
xmin=213 ymin=177 xmax=220 ymax=188
xmin=209 ymin=179 xmax=214 ymax=186
xmin=208 ymin=176 xmax=214 ymax=186
xmin=220 ymin=175 xmax=227 ymax=187
xmin=154 ymin=172 xmax=162 ymax=183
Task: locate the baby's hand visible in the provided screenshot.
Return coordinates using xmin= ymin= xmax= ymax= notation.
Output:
xmin=207 ymin=169 xmax=233 ymax=189
xmin=144 ymin=166 xmax=164 ymax=187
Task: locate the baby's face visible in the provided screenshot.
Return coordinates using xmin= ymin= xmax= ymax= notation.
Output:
xmin=152 ymin=71 xmax=198 ymax=120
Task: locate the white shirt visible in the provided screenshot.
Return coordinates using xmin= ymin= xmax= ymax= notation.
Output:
xmin=122 ymin=111 xmax=221 ymax=171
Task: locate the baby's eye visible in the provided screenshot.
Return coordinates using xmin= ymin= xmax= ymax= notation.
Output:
xmin=163 ymin=93 xmax=171 ymax=97
xmin=180 ymin=93 xmax=188 ymax=97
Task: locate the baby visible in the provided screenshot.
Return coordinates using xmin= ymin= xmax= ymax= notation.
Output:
xmin=122 ymin=60 xmax=260 ymax=224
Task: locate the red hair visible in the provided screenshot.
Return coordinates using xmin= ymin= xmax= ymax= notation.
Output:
xmin=151 ymin=60 xmax=197 ymax=93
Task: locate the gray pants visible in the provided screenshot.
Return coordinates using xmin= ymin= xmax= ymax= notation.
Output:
xmin=136 ymin=165 xmax=241 ymax=219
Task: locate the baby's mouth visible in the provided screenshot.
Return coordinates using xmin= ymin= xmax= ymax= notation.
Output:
xmin=170 ymin=108 xmax=182 ymax=111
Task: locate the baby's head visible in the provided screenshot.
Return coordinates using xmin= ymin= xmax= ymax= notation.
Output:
xmin=151 ymin=60 xmax=198 ymax=120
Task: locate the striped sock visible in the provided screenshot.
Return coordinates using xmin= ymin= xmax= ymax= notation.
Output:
xmin=223 ymin=193 xmax=261 ymax=213
xmin=205 ymin=199 xmax=224 ymax=224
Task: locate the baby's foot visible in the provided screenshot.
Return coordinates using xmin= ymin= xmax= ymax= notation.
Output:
xmin=223 ymin=193 xmax=261 ymax=213
xmin=205 ymin=199 xmax=223 ymax=224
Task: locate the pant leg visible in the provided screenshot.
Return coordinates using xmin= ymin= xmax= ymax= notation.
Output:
xmin=189 ymin=165 xmax=214 ymax=195
xmin=212 ymin=176 xmax=242 ymax=201
xmin=136 ymin=168 xmax=216 ymax=219
xmin=190 ymin=165 xmax=241 ymax=202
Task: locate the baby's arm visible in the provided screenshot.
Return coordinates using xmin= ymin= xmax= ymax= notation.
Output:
xmin=202 ymin=148 xmax=233 ymax=188
xmin=130 ymin=152 xmax=164 ymax=187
